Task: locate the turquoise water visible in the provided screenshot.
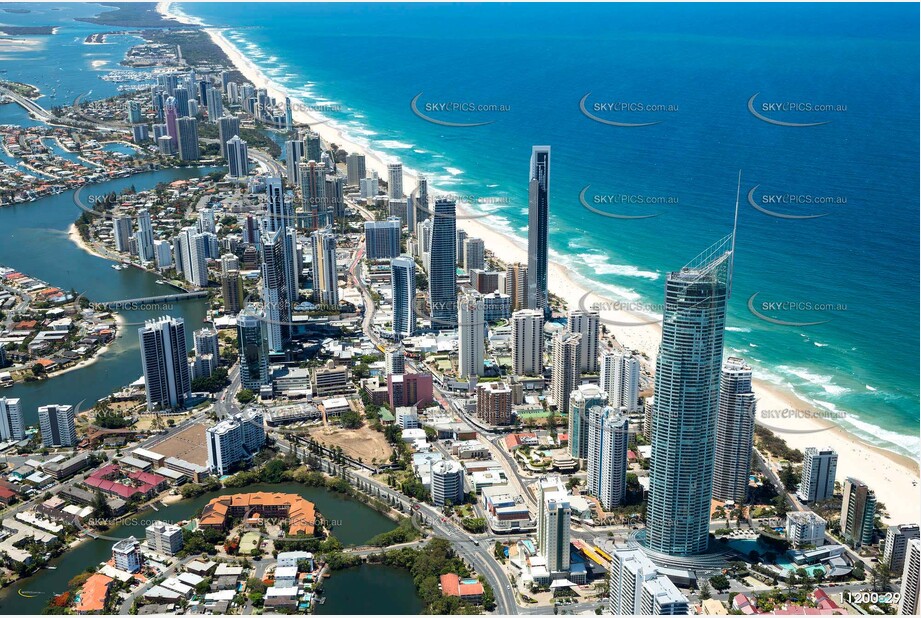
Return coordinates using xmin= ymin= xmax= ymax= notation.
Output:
xmin=173 ymin=2 xmax=919 ymax=459
xmin=0 ymin=2 xmax=916 ymax=457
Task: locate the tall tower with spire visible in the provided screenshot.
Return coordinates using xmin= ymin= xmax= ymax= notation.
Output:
xmin=646 ymin=175 xmax=740 ymax=556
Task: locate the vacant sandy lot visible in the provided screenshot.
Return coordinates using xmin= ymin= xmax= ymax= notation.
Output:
xmin=148 ymin=422 xmax=209 ymax=466
xmin=308 ymin=424 xmax=393 ymax=465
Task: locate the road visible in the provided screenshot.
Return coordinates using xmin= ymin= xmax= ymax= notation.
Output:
xmin=118 ymin=554 xmax=197 ymax=614
xmin=250 ymin=148 xmax=286 ymax=179
xmin=273 ymin=434 xmax=519 ymax=614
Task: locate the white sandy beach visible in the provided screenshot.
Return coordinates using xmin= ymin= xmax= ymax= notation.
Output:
xmin=158 ymin=1 xmax=918 ymax=524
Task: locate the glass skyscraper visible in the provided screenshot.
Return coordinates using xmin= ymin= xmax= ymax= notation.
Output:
xmin=428 ymin=198 xmax=457 ymax=327
xmin=646 ymin=235 xmax=732 ymax=555
xmin=527 ymin=146 xmax=550 ymax=315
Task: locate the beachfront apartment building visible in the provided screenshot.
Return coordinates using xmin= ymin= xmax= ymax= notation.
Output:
xmin=840 ymin=477 xmax=877 ymax=548
xmin=526 ymin=146 xmax=550 ymax=315
xmin=712 ymin=357 xmax=756 ymax=504
xmin=885 ymin=524 xmax=921 ymax=575
xmin=798 ymin=447 xmax=838 ymax=503
xmin=387 ymin=162 xmax=403 ymax=199
xmin=567 ymin=309 xmax=599 ymax=374
xmin=898 ymin=538 xmax=921 ymax=615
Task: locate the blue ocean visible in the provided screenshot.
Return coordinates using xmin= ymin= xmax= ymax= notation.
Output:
xmin=0 ymin=3 xmax=916 ymax=458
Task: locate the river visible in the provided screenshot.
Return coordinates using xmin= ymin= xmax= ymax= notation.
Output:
xmin=0 ymin=127 xmax=421 ymax=617
xmin=0 ymin=481 xmax=412 ymax=614
xmin=0 ymin=166 xmax=212 ymax=426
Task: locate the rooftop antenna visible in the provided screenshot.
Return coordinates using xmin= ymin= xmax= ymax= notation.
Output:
xmin=728 ymin=169 xmax=741 ymax=297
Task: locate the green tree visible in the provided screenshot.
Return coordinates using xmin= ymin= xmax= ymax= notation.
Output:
xmin=236 ymin=388 xmax=256 ymax=405
xmin=709 ymin=574 xmax=730 ymax=592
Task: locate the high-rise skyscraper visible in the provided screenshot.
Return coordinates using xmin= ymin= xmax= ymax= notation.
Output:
xmin=840 ymin=477 xmax=877 ymax=548
xmin=647 ymin=235 xmax=732 ymax=556
xmin=428 ymin=198 xmax=457 ymax=327
xmin=797 ymin=447 xmax=838 ymax=502
xmin=205 ymin=86 xmax=223 ymax=122
xmin=221 ymin=270 xmax=244 ymax=314
xmin=898 ymin=538 xmax=921 ymax=615
xmin=476 ymin=382 xmax=512 ymax=425
xmin=127 ymin=100 xmax=142 ymax=124
xmin=430 ymin=460 xmax=465 ymax=506
xmin=113 ymin=216 xmax=133 ymax=253
xmin=298 ymin=160 xmax=328 ymax=230
xmin=138 ymin=317 xmax=192 ymax=411
xmin=527 ymin=146 xmax=550 ymax=314
xmin=38 ymin=404 xmax=77 ymax=447
xmin=457 ymin=292 xmax=485 ymax=379
xmin=285 ymin=139 xmax=305 ymax=186
xmin=364 ymin=218 xmax=401 ymax=260
xmin=385 ymin=345 xmax=405 ymax=376
xmin=511 ymin=309 xmax=543 ymax=376
xmin=136 ymin=209 xmax=155 ymax=263
xmin=310 ymin=228 xmax=339 ymax=308
xmin=415 ymin=175 xmax=430 ymax=223
xmin=551 ymin=330 xmax=581 ymax=416
xmin=712 ymin=357 xmax=756 ymax=503
xmin=261 ymin=227 xmax=291 ymax=353
xmin=0 ymin=397 xmax=24 ymax=442
xmin=505 ymin=262 xmax=529 ymax=312
xmin=304 ymin=130 xmax=322 ymax=162
xmin=537 ymin=476 xmax=571 ymax=577
xmin=264 ymin=176 xmax=298 ymax=304
xmin=164 ymin=96 xmax=179 ymax=147
xmin=463 ymin=237 xmax=485 ymax=272
xmin=587 ymin=405 xmax=629 ymax=510
xmin=567 ymin=309 xmax=599 ymax=373
xmin=176 ymin=226 xmax=209 ymax=287
xmin=207 ymin=410 xmax=266 ymax=475
xmin=346 ymin=152 xmax=366 ymax=187
xmin=176 ymin=116 xmax=200 ymax=161
xmin=600 ymin=350 xmax=641 ymax=413
xmin=387 ymin=162 xmax=403 ymax=199
xmin=174 ymin=85 xmax=190 ymax=116
xmin=390 ymin=256 xmax=416 ymax=339
xmin=226 ymin=135 xmax=248 ymax=178
xmin=569 ymin=384 xmax=608 ymax=460
xmin=885 ymin=524 xmax=920 ymax=576
xmin=608 ymin=549 xmax=690 ymax=615
xmin=218 ymin=115 xmax=240 ymax=157
xmin=456 ymin=229 xmax=468 ymax=266
xmin=238 ymin=305 xmax=270 ymax=391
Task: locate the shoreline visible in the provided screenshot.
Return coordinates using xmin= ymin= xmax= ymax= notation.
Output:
xmin=158 ymin=2 xmax=918 ymax=524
